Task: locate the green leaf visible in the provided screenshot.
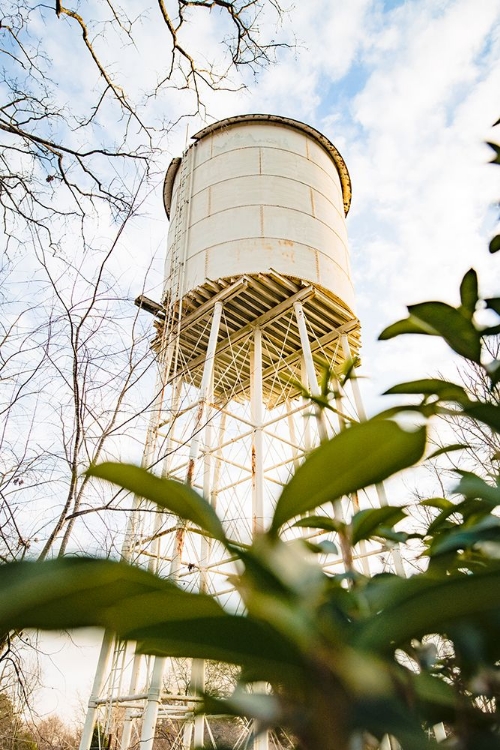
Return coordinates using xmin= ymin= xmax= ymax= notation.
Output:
xmin=352 ymin=696 xmax=437 ymax=750
xmin=407 ymin=301 xmax=481 ymax=363
xmin=0 ymin=558 xmax=304 ymax=678
xmin=486 ymin=141 xmax=500 ymax=164
xmin=375 ymin=529 xmax=410 ymax=544
xmin=339 ymin=356 xmax=359 ymax=385
xmin=351 ymin=507 xmax=407 ymax=546
xmin=0 ymin=557 xmax=172 ymax=631
xmin=426 ymin=443 xmax=470 ymax=459
xmin=487 ymin=359 xmax=500 ymax=387
xmin=88 ymin=463 xmax=227 ymax=544
xmin=303 ymin=539 xmax=339 ymax=555
xmin=485 ymin=297 xmax=500 ymax=315
xmin=411 ymin=671 xmax=456 ymax=708
xmin=379 ymin=316 xmax=434 ymax=340
xmin=426 ymin=505 xmax=458 ymax=534
xmin=354 ymin=566 xmax=500 ymax=652
xmin=459 ymin=268 xmax=478 ymax=319
xmin=133 ymin=615 xmax=304 ymax=677
xmin=293 ymin=516 xmax=345 ymax=533
xmin=420 ymin=498 xmax=453 ymax=511
xmin=384 ymin=378 xmax=469 ymax=404
xmin=319 ymin=365 xmax=331 ymax=397
xmin=489 ymin=235 xmax=500 ymax=254
xmin=202 ymin=689 xmax=280 ymax=724
xmin=480 ymin=324 xmax=500 ymax=336
xmin=429 ymin=516 xmax=500 ymax=556
xmin=463 ymin=402 xmax=500 ymax=432
xmin=379 ymin=298 xmax=483 ymax=363
xmin=454 ymin=471 xmax=500 ymax=505
xmin=375 ymin=403 xmax=441 ymax=421
xmin=271 ymin=419 xmax=426 ymax=533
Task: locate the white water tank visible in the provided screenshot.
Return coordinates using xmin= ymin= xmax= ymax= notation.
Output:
xmin=163 ymin=114 xmax=355 ymax=317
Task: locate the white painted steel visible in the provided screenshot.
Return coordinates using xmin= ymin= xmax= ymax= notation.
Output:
xmin=251 ymin=327 xmax=265 ymax=534
xmin=79 ymin=631 xmax=114 ymax=750
xmin=139 ymin=658 xmax=165 ymax=750
xmin=293 ymin=300 xmax=328 ymax=442
xmin=164 ymin=116 xmax=356 ymax=315
xmin=81 ymin=117 xmax=405 ymax=750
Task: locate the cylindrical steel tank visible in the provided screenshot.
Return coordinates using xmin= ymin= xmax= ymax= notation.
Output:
xmin=163 ymin=114 xmax=355 ymax=317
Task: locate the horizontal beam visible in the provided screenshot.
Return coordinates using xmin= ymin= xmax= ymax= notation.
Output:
xmin=170 ymin=285 xmax=316 ymax=382
xmin=229 ymin=318 xmax=358 ymax=401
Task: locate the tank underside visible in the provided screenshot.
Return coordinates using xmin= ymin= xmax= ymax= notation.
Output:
xmin=154 ymin=271 xmax=361 ymax=408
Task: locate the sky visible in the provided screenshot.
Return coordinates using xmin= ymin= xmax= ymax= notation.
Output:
xmin=130 ymin=0 xmax=500 ymax=412
xmin=5 ymin=0 xmax=500 ymax=726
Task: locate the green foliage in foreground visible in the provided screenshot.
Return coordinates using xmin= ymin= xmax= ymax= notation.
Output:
xmin=1 ymin=136 xmax=500 ymax=750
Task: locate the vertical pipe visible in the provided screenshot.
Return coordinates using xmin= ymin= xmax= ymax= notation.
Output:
xmin=294 ymin=302 xmax=328 ymax=442
xmin=286 ymin=399 xmax=300 ymax=471
xmin=211 ymin=410 xmax=227 ymax=513
xmin=251 ymin=327 xmax=264 ymax=535
xmin=434 ymin=723 xmax=447 ymax=743
xmin=79 ymin=631 xmax=114 ymax=750
xmin=340 ymin=335 xmax=367 ymax=421
xmin=191 ymin=659 xmax=206 ymax=748
xmin=121 ymin=332 xmax=175 ymax=563
xmin=301 ymin=356 xmax=312 ymax=454
xmin=250 ymin=327 xmax=269 ymax=750
xmin=139 ymin=657 xmax=164 ymax=750
xmin=341 ymin=335 xmax=405 ymax=577
xmin=119 ymin=652 xmax=142 ymax=750
xmin=186 ymin=301 xmax=223 ymax=485
xmin=182 ymin=721 xmax=194 ymax=750
xmin=190 ymin=394 xmax=214 ymax=749
xmin=139 ymin=303 xmax=222 ymax=750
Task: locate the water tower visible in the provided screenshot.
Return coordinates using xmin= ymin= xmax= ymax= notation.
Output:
xmin=80 ymin=115 xmax=392 ymax=750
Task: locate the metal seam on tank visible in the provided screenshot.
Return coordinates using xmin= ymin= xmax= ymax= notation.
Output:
xmin=192 ymin=142 xmax=343 ymax=174
xmin=179 ymin=241 xmax=353 ymax=276
xmin=309 ymin=186 xmax=316 ymax=217
xmin=191 ymin=114 xmax=352 ymax=215
xmin=184 ymin=202 xmax=348 ymax=243
xmin=187 ymin=176 xmax=345 ymax=228
xmin=188 ymin=173 xmax=344 ymax=213
xmin=191 ymin=145 xmax=344 ymax=201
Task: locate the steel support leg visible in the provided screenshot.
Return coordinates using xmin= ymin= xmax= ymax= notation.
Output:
xmin=79 ymin=631 xmax=114 ymax=750
xmin=251 ymin=327 xmax=265 ymax=534
xmin=294 ymin=301 xmax=328 ymax=442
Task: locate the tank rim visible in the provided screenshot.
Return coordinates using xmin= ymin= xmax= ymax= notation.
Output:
xmin=192 ymin=113 xmax=352 ymax=216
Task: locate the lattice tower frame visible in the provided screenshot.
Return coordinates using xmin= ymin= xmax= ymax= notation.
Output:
xmin=79 ymin=116 xmax=405 ymax=750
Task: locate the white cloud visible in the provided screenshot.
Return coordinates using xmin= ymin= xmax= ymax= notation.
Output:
xmin=337 ymin=0 xmax=500 ymax=394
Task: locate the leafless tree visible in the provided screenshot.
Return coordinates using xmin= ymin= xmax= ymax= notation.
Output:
xmin=1 ymin=0 xmax=290 ymax=253
xmin=422 ymin=338 xmax=500 ymax=485
xmin=30 ymin=713 xmax=80 ymax=750
xmin=0 ymin=0 xmax=290 ymax=715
